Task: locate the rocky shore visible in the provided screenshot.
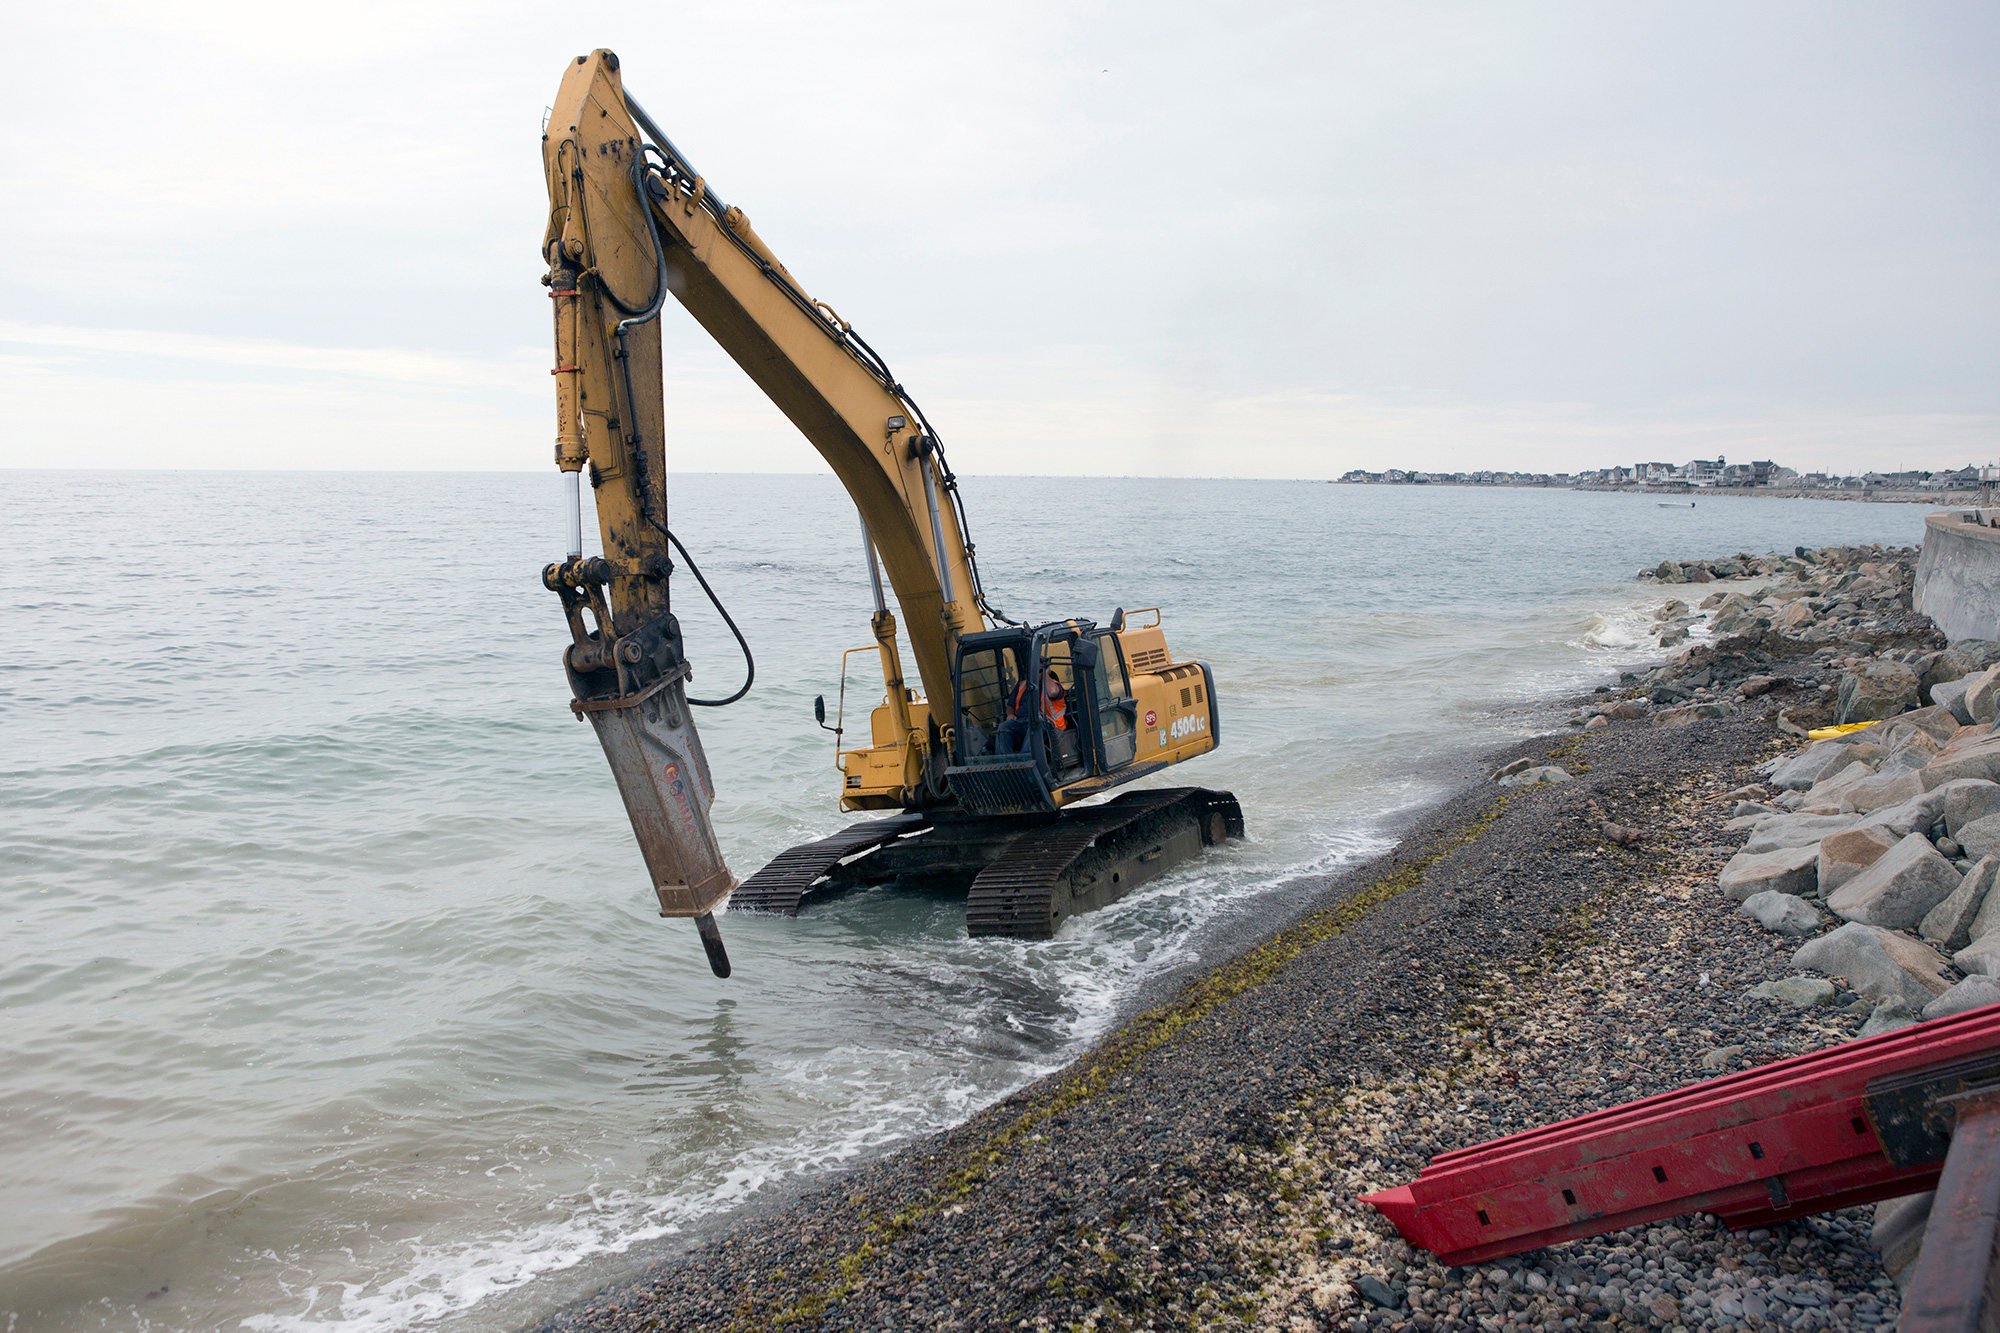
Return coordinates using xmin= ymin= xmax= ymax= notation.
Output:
xmin=537 ymin=544 xmax=1995 ymax=1333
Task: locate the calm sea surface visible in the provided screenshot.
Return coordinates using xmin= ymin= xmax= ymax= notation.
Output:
xmin=0 ymin=473 xmax=1928 ymax=1332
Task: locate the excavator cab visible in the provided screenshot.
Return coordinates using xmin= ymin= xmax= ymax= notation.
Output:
xmin=948 ymin=621 xmax=1141 ymax=815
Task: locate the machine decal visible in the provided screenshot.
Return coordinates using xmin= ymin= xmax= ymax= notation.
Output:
xmin=663 ymin=761 xmax=699 ymax=827
xmin=1144 ymin=709 xmax=1157 ymax=727
xmin=1169 ymin=715 xmax=1208 ymax=742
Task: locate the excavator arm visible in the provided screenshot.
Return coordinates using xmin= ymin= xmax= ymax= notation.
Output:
xmin=539 ymin=50 xmax=1004 ymax=971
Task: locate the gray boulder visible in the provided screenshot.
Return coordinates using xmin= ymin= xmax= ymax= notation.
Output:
xmin=1839 ymin=769 xmax=1927 ymax=813
xmin=1887 ymin=705 xmax=1961 ymax=745
xmin=1838 ymin=660 xmax=1921 ymax=724
xmin=1748 ymin=976 xmax=1836 ymax=1008
xmin=1969 ymin=866 xmax=2000 ymax=942
xmin=1739 ymin=891 xmax=1824 ymax=936
xmin=1857 ymin=789 xmax=1950 ymax=839
xmin=1742 ymin=812 xmax=1859 ymax=854
xmin=1860 ymin=998 xmax=1922 ymax=1039
xmin=1920 ymin=976 xmax=2000 ymax=1020
xmin=1793 ymin=922 xmax=1954 ymax=1008
xmin=1881 ymin=731 xmax=1944 ymax=773
xmin=1871 ymin=1191 xmax=1936 ymax=1281
xmin=1955 ymin=812 xmax=2000 ymax=861
xmin=1919 ymin=734 xmax=2000 ymax=789
xmin=1770 ymin=742 xmax=1856 ymax=791
xmin=1497 ymin=765 xmax=1572 ymax=788
xmin=1957 ymin=933 xmax=2000 ymax=978
xmin=1820 ymin=826 xmax=1899 ymax=897
xmin=1965 ymin=663 xmax=2000 ymax=725
xmin=1931 ymin=676 xmax=1974 ymax=725
xmin=1919 ymin=855 xmax=1997 ymax=953
xmin=1825 ymin=833 xmax=1962 ymax=929
xmin=1940 ymin=779 xmax=2000 ymax=837
xmin=1719 ymin=843 xmax=1822 ymax=902
xmin=1805 ymin=761 xmax=1880 ymax=809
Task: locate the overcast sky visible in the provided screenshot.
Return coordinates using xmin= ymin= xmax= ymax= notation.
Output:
xmin=2 ymin=1 xmax=1994 ymax=476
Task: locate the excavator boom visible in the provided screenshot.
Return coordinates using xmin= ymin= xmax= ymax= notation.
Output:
xmin=538 ymin=50 xmax=1237 ymax=961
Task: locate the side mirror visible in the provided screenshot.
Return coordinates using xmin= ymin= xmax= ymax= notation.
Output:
xmin=814 ymin=695 xmax=826 ymax=724
xmin=1072 ymin=639 xmax=1099 ymax=671
xmin=1109 ymin=607 xmax=1125 ymax=632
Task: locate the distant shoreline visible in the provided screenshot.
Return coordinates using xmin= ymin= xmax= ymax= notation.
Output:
xmin=1334 ymin=480 xmax=1978 ymax=506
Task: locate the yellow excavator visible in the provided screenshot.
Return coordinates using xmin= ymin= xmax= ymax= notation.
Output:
xmin=540 ymin=50 xmax=1241 ymax=976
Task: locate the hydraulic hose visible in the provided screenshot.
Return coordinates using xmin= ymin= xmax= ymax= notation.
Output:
xmin=669 ymin=528 xmax=755 ymax=708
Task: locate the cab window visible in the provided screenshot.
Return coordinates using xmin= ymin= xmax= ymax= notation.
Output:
xmin=956 ymin=644 xmax=1023 ymax=757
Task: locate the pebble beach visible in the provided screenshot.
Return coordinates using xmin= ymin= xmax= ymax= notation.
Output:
xmin=534 ymin=542 xmax=2000 ymax=1333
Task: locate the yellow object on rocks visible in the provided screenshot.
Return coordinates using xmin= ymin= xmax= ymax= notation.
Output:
xmin=1807 ymin=721 xmax=1881 ymax=740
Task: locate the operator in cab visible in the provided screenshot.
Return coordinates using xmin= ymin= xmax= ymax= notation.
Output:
xmin=999 ymin=667 xmax=1068 ymax=754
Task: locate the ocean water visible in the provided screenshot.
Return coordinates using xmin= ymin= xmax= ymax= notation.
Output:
xmin=0 ymin=473 xmax=1928 ymax=1332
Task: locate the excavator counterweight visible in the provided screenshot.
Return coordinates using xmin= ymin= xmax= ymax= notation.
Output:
xmin=538 ymin=49 xmax=1241 ymax=967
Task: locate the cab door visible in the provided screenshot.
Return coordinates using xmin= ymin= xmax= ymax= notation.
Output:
xmin=1087 ymin=630 xmax=1138 ymax=771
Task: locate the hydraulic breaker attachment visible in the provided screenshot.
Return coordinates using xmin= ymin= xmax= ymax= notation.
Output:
xmin=547 ymin=558 xmax=737 ymax=976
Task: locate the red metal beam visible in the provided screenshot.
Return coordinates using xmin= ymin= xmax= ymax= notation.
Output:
xmin=1362 ymin=1002 xmax=2000 ymax=1268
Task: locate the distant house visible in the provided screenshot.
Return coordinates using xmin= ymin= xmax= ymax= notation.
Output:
xmin=1636 ymin=462 xmax=1677 ymax=483
xmin=1683 ymin=458 xmax=1725 ymax=486
xmin=1383 ymin=469 xmax=1408 ymax=483
xmin=1943 ymin=466 xmax=1981 ymax=489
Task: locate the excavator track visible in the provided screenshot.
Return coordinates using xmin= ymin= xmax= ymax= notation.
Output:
xmin=729 ymin=812 xmax=928 ymax=916
xmin=964 ymin=787 xmax=1242 ymax=940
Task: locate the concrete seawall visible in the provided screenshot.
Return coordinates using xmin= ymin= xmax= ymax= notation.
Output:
xmin=1915 ymin=508 xmax=2000 ymax=643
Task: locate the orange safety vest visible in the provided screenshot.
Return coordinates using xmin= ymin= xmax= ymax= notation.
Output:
xmin=1013 ymin=678 xmax=1069 ymax=730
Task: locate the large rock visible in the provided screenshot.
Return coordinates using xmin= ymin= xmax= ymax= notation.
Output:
xmin=1880 ymin=730 xmax=1943 ymax=773
xmin=1957 ymin=933 xmax=2000 ymax=978
xmin=1825 ymin=833 xmax=1962 ymax=929
xmin=1940 ymin=779 xmax=2000 ymax=837
xmin=1793 ymin=923 xmax=1953 ymax=1008
xmin=1887 ymin=705 xmax=1961 ymax=745
xmin=1857 ymin=789 xmax=1950 ymax=839
xmin=1497 ymin=765 xmax=1572 ymax=788
xmin=1860 ymin=998 xmax=1922 ymax=1038
xmin=1819 ymin=826 xmax=1900 ymax=896
xmin=1955 ymin=811 xmax=2000 ymax=861
xmin=1931 ymin=676 xmax=1974 ymax=725
xmin=1748 ymin=976 xmax=1836 ymax=1008
xmin=1652 ymin=701 xmax=1737 ymax=727
xmin=1871 ymin=1192 xmax=1935 ymax=1276
xmin=1964 ymin=663 xmax=2000 ymax=724
xmin=1739 ymin=891 xmax=1824 ymax=936
xmin=1838 ymin=769 xmax=1926 ymax=813
xmin=1807 ymin=761 xmax=1881 ymax=806
xmin=1742 ymin=812 xmax=1859 ymax=854
xmin=1919 ymin=855 xmax=1997 ymax=952
xmin=1837 ymin=660 xmax=1921 ymax=724
xmin=1771 ymin=741 xmax=1864 ymax=791
xmin=1774 ymin=601 xmax=1815 ymax=632
xmin=1718 ymin=843 xmax=1822 ymax=902
xmin=1969 ymin=867 xmax=2000 ymax=943
xmin=1921 ymin=976 xmax=2000 ymax=1020
xmin=1921 ymin=731 xmax=2000 ymax=787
